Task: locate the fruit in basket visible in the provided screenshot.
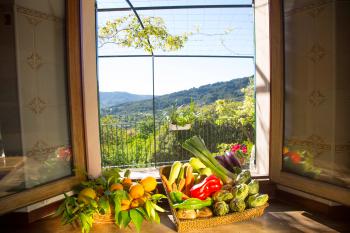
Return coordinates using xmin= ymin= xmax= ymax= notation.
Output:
xmin=122 ymin=177 xmax=133 ymax=189
xmin=183 ymin=136 xmax=235 ymax=184
xmin=169 ymin=161 xmax=182 ymax=185
xmin=56 ymin=168 xmax=168 ymax=233
xmin=212 ymin=190 xmax=234 ymax=202
xmin=213 ymin=201 xmax=229 ymax=216
xmin=120 ymin=199 xmax=131 ymax=211
xmin=190 ymin=175 xmax=222 ymax=200
xmin=199 ymin=167 xmax=212 ymax=176
xmin=177 ymin=209 xmax=197 ymax=220
xmin=247 ymin=194 xmax=269 ymax=208
xmin=129 ymin=183 xmax=145 ymax=199
xmin=235 ymin=170 xmax=251 ymax=184
xmin=233 ymin=183 xmax=249 ymax=200
xmin=96 ymin=185 xmax=105 ymax=196
xmin=110 ymin=183 xmax=124 ymax=191
xmin=77 ymin=188 xmax=96 ymax=204
xmin=247 ymin=179 xmax=259 ymax=195
xmin=189 ymin=157 xmax=206 ymax=172
xmin=169 ymin=191 xmax=184 ymax=204
xmin=130 ymin=199 xmax=141 ymax=208
xmin=135 ymin=197 xmax=146 ymax=206
xmin=172 ymin=197 xmax=212 ymax=210
xmin=229 ymin=198 xmax=246 ymax=212
xmin=140 ymin=176 xmax=157 ymax=192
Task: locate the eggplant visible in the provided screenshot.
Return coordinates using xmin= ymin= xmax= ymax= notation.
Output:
xmin=215 ymin=155 xmax=234 ymax=172
xmin=226 ymin=151 xmax=242 ymax=168
xmin=214 ymin=151 xmax=242 ymax=174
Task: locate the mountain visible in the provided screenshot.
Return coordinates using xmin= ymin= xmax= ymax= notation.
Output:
xmin=101 ymin=76 xmax=251 ymax=116
xmin=99 ymin=91 xmax=152 ymax=108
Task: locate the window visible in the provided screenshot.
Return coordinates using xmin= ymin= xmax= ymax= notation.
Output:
xmin=96 ymin=0 xmax=262 ymax=174
xmin=0 ymin=0 xmax=85 ymax=214
xmin=270 ymin=0 xmax=350 ymax=205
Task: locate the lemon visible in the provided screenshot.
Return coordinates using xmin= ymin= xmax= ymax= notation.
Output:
xmin=77 ymin=188 xmax=96 ymax=204
xmin=140 ymin=176 xmax=157 ymax=192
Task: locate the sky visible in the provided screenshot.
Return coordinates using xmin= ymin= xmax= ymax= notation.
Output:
xmin=97 ymin=0 xmax=254 ymax=95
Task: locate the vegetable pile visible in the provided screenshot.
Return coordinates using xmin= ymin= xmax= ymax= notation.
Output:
xmin=162 ymin=135 xmax=269 ymax=220
xmin=56 ymin=169 xmax=166 ymax=233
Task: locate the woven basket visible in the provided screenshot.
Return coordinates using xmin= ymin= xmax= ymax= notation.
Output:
xmin=93 ymin=206 xmax=115 ymax=224
xmin=159 ymin=166 xmax=269 ymax=232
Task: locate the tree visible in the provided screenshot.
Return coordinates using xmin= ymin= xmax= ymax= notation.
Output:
xmin=99 ymin=14 xmax=189 ymax=53
xmin=214 ymin=77 xmax=255 ymax=142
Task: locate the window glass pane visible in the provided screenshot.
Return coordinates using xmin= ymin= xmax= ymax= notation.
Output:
xmin=97 ymin=0 xmax=130 ymax=9
xmin=98 ymin=57 xmax=154 ymax=167
xmin=0 ymin=0 xmax=73 ymax=197
xmin=98 ymin=10 xmax=151 ymax=56
xmin=97 ymin=2 xmax=257 ymax=172
xmin=98 ymin=7 xmax=254 ymax=57
xmin=154 ymin=57 xmax=255 ymax=167
xmin=138 ymin=8 xmax=254 ymax=56
xmin=282 ymin=0 xmax=350 ymax=188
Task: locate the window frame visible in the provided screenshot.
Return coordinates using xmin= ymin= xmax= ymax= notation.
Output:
xmin=269 ymin=0 xmax=350 ymax=206
xmin=0 ymin=0 xmax=86 ymax=214
xmin=88 ymin=0 xmax=269 ymax=177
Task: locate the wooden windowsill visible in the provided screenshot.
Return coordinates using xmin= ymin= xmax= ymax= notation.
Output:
xmin=1 ymin=200 xmax=349 ymax=232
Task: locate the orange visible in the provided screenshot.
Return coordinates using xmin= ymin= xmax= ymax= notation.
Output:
xmin=110 ymin=183 xmax=123 ymax=191
xmin=122 ymin=177 xmax=132 ymax=186
xmin=122 ymin=177 xmax=133 ymax=190
xmin=136 ymin=197 xmax=145 ymax=206
xmin=77 ymin=188 xmax=96 ymax=204
xmin=130 ymin=199 xmax=140 ymax=208
xmin=140 ymin=176 xmax=157 ymax=192
xmin=129 ymin=183 xmax=144 ymax=199
xmin=121 ymin=199 xmax=131 ymax=211
xmin=143 ymin=192 xmax=151 ymax=199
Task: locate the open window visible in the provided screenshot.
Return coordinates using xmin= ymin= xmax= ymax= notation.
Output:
xmin=95 ymin=0 xmax=266 ymax=176
xmin=269 ymin=0 xmax=350 ymax=205
xmin=0 ymin=0 xmax=86 ymax=214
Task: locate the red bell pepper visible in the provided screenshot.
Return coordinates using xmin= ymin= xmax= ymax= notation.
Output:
xmin=190 ymin=175 xmax=222 ymax=200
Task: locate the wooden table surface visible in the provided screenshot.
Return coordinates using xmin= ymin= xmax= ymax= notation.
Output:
xmin=1 ymin=200 xmax=349 ymax=233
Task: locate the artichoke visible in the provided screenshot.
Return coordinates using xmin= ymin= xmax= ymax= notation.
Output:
xmin=212 ymin=190 xmax=234 ymax=202
xmin=247 ymin=194 xmax=269 ymax=208
xmin=247 ymin=179 xmax=259 ymax=195
xmin=213 ymin=201 xmax=229 ymax=216
xmin=235 ymin=170 xmax=251 ymax=184
xmin=229 ymin=198 xmax=246 ymax=212
xmin=233 ymin=183 xmax=249 ymax=200
xmin=221 ymin=184 xmax=233 ymax=191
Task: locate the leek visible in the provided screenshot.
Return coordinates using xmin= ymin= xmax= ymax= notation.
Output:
xmin=182 ymin=136 xmax=235 ymax=184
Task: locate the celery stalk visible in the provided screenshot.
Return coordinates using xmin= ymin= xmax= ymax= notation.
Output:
xmin=183 ymin=136 xmax=234 ymax=184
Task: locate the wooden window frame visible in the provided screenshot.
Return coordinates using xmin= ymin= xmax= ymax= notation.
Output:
xmin=269 ymin=0 xmax=350 ymax=206
xmin=0 ymin=0 xmax=86 ymax=214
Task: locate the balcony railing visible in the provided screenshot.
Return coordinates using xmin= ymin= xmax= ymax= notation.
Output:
xmin=100 ymin=117 xmax=247 ymax=168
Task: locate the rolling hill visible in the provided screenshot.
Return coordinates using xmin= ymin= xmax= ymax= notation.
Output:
xmin=100 ymin=76 xmax=251 ymax=116
xmin=99 ymin=91 xmax=152 ymax=108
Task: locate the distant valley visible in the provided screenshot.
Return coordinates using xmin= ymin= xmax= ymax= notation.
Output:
xmin=99 ymin=76 xmax=251 ymax=116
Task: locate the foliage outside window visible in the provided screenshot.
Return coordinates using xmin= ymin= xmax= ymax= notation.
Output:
xmin=98 ymin=7 xmax=255 ymax=168
xmin=98 ymin=14 xmax=189 ymax=53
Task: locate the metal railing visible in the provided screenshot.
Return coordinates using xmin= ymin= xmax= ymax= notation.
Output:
xmin=100 ymin=117 xmax=246 ymax=168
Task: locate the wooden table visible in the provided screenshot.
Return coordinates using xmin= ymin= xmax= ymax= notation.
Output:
xmin=1 ymin=200 xmax=349 ymax=233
